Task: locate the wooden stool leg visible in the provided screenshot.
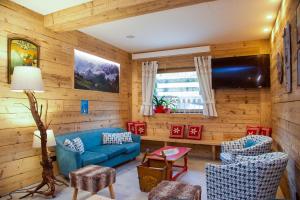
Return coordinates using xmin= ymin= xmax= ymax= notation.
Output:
xmin=109 ymin=184 xmax=115 ymax=199
xmin=72 ymin=188 xmax=78 ymax=200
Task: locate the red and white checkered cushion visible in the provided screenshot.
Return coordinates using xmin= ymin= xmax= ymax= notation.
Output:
xmin=260 ymin=127 xmax=272 ymax=137
xmin=169 ymin=124 xmax=185 ymax=138
xmin=186 ymin=125 xmax=203 ymax=140
xmin=246 ymin=126 xmax=261 ymax=135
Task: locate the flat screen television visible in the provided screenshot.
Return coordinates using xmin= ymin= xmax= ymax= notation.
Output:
xmin=211 ymin=54 xmax=270 ymax=89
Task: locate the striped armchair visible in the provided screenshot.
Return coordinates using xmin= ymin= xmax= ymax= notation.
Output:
xmin=220 ymin=135 xmax=272 ymax=164
xmin=206 ymin=152 xmax=288 ymax=200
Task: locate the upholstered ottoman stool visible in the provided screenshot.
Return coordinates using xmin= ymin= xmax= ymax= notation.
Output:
xmin=70 ymin=165 xmax=116 ymax=200
xmin=148 ymin=181 xmax=201 ymax=200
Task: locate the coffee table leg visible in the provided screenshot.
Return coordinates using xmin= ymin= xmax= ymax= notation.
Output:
xmin=72 ymin=188 xmax=78 ymax=200
xmin=170 ymin=162 xmax=174 ymax=180
xmin=184 ymin=154 xmax=188 ymax=172
xmin=109 ymin=184 xmax=115 ymax=199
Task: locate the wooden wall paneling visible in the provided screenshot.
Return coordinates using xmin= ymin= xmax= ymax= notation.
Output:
xmin=0 ymin=0 xmax=131 ymax=195
xmin=131 ymin=39 xmax=271 ymax=146
xmin=270 ymin=0 xmax=300 ymax=199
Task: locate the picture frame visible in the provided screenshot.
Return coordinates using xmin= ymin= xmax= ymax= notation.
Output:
xmin=81 ymin=100 xmax=89 ymax=115
xmin=74 ymin=49 xmax=120 ymax=93
xmin=276 ymin=52 xmax=284 ymax=84
xmin=283 ymin=24 xmax=292 ymax=93
xmin=297 ymin=1 xmax=300 ymax=43
xmin=298 ymin=48 xmax=300 ymax=86
xmin=7 ymin=38 xmax=40 ymax=83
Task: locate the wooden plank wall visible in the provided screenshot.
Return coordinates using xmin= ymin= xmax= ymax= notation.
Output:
xmin=0 ymin=0 xmax=131 ymax=195
xmin=132 ymin=40 xmax=272 ymax=142
xmin=270 ymin=0 xmax=300 ymax=199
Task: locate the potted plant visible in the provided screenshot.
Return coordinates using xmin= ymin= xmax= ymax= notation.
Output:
xmin=164 ymin=97 xmax=178 ymax=113
xmin=153 ymin=95 xmax=167 ymax=113
xmin=153 ymin=95 xmax=178 ymax=113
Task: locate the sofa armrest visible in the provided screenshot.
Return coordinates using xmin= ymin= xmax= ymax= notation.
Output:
xmin=131 ymin=134 xmax=141 ymax=143
xmin=56 ymin=143 xmax=81 ymax=177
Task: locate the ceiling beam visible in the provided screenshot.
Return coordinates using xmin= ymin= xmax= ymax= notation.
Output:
xmin=132 ymin=46 xmax=210 ymax=60
xmin=44 ymin=0 xmax=215 ymax=32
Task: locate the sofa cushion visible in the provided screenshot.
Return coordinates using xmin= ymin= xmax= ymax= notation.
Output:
xmin=88 ymin=145 xmax=126 ymax=158
xmin=73 ymin=137 xmax=85 ymax=154
xmin=79 ymin=131 xmax=101 ymax=150
xmin=102 ymin=133 xmax=123 ymax=145
xmin=244 ymin=139 xmax=257 ymax=148
xmin=119 ymin=132 xmax=133 ymax=143
xmin=63 ymin=139 xmax=77 ymax=151
xmin=81 ymin=151 xmax=108 ymax=166
xmin=122 ymin=142 xmax=140 ymax=154
xmin=55 ymin=128 xmax=127 ymax=150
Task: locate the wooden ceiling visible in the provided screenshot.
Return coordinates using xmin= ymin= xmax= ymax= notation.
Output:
xmin=44 ymin=0 xmax=215 ymax=32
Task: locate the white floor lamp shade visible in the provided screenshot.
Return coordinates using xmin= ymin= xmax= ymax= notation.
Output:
xmin=33 ymin=129 xmax=56 ymax=148
xmin=11 ymin=66 xmax=44 ymax=92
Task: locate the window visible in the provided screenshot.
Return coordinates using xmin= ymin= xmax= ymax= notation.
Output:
xmin=155 ymin=71 xmax=203 ymax=113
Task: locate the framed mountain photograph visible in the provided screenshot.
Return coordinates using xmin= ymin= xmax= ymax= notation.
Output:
xmin=74 ymin=49 xmax=120 ymax=93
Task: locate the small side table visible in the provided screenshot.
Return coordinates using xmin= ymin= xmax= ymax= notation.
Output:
xmin=70 ymin=165 xmax=116 ymax=200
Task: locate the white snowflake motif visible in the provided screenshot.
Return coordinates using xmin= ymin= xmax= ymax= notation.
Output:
xmin=190 ymin=128 xmax=198 ymax=135
xmin=249 ymin=131 xmax=255 ymax=135
xmin=138 ymin=127 xmax=144 ymax=133
xmin=173 ymin=127 xmax=180 ymax=134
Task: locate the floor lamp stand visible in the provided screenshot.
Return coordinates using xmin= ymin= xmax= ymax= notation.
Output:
xmin=19 ymin=91 xmax=67 ymax=199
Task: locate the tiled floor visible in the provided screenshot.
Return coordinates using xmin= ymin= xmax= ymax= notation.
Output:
xmin=1 ymin=155 xmax=284 ymax=200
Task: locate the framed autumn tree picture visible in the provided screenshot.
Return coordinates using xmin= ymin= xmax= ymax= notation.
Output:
xmin=8 ymin=38 xmax=39 ymax=83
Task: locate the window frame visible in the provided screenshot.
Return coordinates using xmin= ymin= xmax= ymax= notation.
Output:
xmin=154 ymin=71 xmax=204 ymax=114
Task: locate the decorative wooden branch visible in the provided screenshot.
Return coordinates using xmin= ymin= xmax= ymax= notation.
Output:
xmin=39 ymin=104 xmax=43 ymax=118
xmin=19 ymin=91 xmax=67 ymax=199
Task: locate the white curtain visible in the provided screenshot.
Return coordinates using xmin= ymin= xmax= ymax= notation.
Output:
xmin=140 ymin=61 xmax=158 ymax=116
xmin=194 ymin=56 xmax=218 ymax=117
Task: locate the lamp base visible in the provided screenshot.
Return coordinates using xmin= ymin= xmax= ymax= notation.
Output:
xmin=19 ymin=159 xmax=67 ymax=199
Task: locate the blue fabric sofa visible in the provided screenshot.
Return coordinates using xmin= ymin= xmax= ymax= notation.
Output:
xmin=55 ymin=128 xmax=140 ymax=177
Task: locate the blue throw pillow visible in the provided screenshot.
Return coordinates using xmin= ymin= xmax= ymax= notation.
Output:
xmin=244 ymin=139 xmax=256 ymax=148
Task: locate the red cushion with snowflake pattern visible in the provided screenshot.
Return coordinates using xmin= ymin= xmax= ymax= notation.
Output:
xmin=169 ymin=124 xmax=185 ymax=139
xmin=246 ymin=126 xmax=261 ymax=135
xmin=260 ymin=127 xmax=272 ymax=137
xmin=186 ymin=125 xmax=203 ymax=140
xmin=134 ymin=123 xmax=147 ymax=135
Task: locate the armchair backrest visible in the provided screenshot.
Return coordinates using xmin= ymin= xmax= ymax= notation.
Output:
xmin=243 ymin=135 xmax=272 ymax=144
xmin=206 ymin=152 xmax=288 ymax=200
xmin=235 ymin=152 xmax=288 ymax=199
xmin=221 ymin=135 xmax=272 ymax=157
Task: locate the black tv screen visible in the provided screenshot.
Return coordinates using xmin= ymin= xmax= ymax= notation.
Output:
xmin=211 ymin=54 xmax=270 ymax=89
